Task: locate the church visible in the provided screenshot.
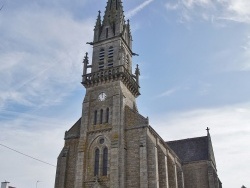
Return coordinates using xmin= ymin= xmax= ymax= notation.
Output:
xmin=54 ymin=0 xmax=222 ymax=187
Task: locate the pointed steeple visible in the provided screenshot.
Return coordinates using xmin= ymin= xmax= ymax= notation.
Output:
xmin=98 ymin=0 xmax=125 ymax=40
xmin=90 ymin=0 xmax=133 ymax=51
xmin=103 ymin=0 xmax=125 ymax=24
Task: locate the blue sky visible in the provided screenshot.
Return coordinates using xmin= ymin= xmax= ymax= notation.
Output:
xmin=0 ymin=0 xmax=250 ymax=187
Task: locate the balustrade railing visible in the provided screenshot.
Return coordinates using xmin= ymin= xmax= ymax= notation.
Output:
xmin=82 ymin=65 xmax=139 ymax=90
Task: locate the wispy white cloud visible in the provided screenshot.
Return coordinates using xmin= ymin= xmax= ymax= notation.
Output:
xmin=126 ymin=0 xmax=154 ymax=19
xmin=0 ymin=98 xmax=80 ymax=187
xmin=165 ymin=0 xmax=214 ymax=23
xmin=0 ymin=4 xmax=92 ymax=186
xmin=240 ymin=36 xmax=250 ymax=71
xmin=165 ymin=2 xmax=180 ymax=10
xmin=0 ymin=116 xmax=69 ymax=187
xmin=165 ymin=0 xmax=212 ymax=11
xmin=183 ymin=0 xmax=212 ymax=8
xmin=226 ymin=0 xmax=250 ymax=22
xmin=0 ymin=7 xmax=93 ymax=110
xmin=164 ymin=0 xmax=250 ymax=73
xmin=156 ymin=87 xmax=179 ymax=98
xmin=217 ymin=34 xmax=250 ymax=72
xmin=165 ymin=0 xmax=250 ymax=24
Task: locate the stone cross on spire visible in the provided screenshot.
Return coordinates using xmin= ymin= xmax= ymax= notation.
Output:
xmin=206 ymin=127 xmax=210 ymax=133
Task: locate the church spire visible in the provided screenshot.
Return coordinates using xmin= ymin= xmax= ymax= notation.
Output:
xmin=104 ymin=0 xmax=125 ymax=25
xmin=90 ymin=0 xmax=132 ymax=50
xmin=95 ymin=0 xmax=125 ymax=41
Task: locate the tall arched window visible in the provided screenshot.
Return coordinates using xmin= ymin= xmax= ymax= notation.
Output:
xmin=94 ymin=110 xmax=97 ymax=125
xmin=106 ymin=108 xmax=109 ymax=123
xmin=99 ymin=49 xmax=105 ymax=61
xmin=94 ymin=148 xmax=100 ymax=176
xmin=103 ymin=147 xmax=108 ymax=176
xmin=100 ymin=109 xmax=103 ymax=124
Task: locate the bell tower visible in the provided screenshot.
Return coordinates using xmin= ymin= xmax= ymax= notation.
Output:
xmin=83 ymin=0 xmax=135 ymax=76
xmin=73 ymin=0 xmax=140 ymax=187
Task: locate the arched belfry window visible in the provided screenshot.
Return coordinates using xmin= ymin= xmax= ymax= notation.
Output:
xmin=108 ymin=46 xmax=114 ymax=68
xmin=94 ymin=148 xmax=100 ymax=176
xmin=99 ymin=49 xmax=105 ymax=61
xmin=108 ymin=46 xmax=114 ymax=59
xmin=100 ymin=109 xmax=103 ymax=124
xmin=103 ymin=147 xmax=108 ymax=176
xmin=99 ymin=49 xmax=105 ymax=70
xmin=106 ymin=108 xmax=109 ymax=123
xmin=94 ymin=110 xmax=97 ymax=125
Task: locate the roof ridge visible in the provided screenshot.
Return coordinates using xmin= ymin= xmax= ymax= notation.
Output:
xmin=166 ymin=135 xmax=207 ymax=143
xmin=67 ymin=118 xmax=81 ymax=132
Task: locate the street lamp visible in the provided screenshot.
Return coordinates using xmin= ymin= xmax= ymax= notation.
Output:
xmin=36 ymin=181 xmax=41 ymax=188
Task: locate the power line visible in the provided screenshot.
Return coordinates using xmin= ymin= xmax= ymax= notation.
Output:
xmin=0 ymin=143 xmax=56 ymax=167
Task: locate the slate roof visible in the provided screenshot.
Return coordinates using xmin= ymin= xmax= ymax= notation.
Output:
xmin=167 ymin=136 xmax=209 ymax=163
xmin=64 ymin=118 xmax=81 ymax=140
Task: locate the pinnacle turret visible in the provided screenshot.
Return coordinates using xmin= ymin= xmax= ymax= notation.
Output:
xmin=82 ymin=53 xmax=92 ymax=83
xmin=93 ymin=10 xmax=102 ymax=42
xmin=135 ymin=64 xmax=140 ymax=87
xmin=95 ymin=10 xmax=102 ymax=29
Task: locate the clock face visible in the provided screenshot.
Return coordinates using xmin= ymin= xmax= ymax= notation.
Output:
xmin=98 ymin=92 xmax=107 ymax=101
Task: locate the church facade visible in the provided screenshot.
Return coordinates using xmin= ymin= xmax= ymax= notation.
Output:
xmin=54 ymin=0 xmax=222 ymax=188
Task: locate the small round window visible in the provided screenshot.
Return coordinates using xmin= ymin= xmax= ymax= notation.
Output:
xmin=99 ymin=138 xmax=105 ymax=144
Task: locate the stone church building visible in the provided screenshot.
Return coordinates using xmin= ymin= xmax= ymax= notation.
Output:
xmin=54 ymin=0 xmax=222 ymax=187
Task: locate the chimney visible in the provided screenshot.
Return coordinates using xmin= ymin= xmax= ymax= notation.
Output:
xmin=1 ymin=181 xmax=9 ymax=188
